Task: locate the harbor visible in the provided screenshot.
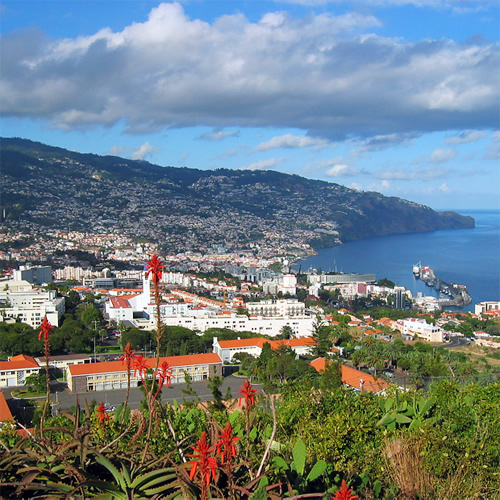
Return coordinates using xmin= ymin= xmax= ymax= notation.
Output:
xmin=413 ymin=262 xmax=472 ymax=307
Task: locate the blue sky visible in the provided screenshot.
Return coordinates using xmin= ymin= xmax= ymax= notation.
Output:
xmin=1 ymin=0 xmax=499 ymax=210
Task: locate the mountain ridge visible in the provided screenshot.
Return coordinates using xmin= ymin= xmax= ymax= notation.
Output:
xmin=0 ymin=137 xmax=474 ymax=254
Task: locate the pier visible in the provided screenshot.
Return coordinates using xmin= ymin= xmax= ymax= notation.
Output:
xmin=413 ymin=264 xmax=472 ymax=307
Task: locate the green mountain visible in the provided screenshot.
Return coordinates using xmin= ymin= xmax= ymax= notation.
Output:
xmin=0 ymin=137 xmax=474 ymax=253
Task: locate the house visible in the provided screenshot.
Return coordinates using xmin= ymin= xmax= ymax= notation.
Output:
xmin=213 ymin=337 xmax=316 ymax=363
xmin=66 ymin=353 xmax=222 ymax=393
xmin=310 ymin=358 xmax=390 ymax=394
xmin=0 ymin=354 xmax=41 ymax=388
xmin=0 ymin=391 xmax=14 ymax=422
xmin=35 ymin=353 xmax=91 ymax=371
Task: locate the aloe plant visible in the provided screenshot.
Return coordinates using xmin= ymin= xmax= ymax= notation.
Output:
xmin=79 ymin=453 xmax=182 ymax=499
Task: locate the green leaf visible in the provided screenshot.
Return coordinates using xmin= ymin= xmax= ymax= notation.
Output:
xmin=384 ymin=397 xmax=394 ymax=413
xmin=305 ymin=459 xmax=327 ymax=483
xmin=249 ymin=427 xmax=258 ymax=441
xmin=249 ymin=486 xmax=268 ymax=500
xmin=229 ymin=410 xmax=240 ymax=424
xmin=373 ymin=479 xmax=382 ymax=497
xmin=394 ymin=413 xmax=412 ymax=424
xmin=272 ymin=456 xmax=289 ymax=470
xmin=292 ymin=439 xmax=307 ymax=476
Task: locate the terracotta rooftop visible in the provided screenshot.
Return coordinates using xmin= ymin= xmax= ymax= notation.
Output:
xmin=0 ymin=392 xmax=13 ymax=422
xmin=217 ymin=337 xmax=316 ymax=350
xmin=68 ymin=353 xmax=222 ymax=376
xmin=0 ymin=354 xmax=40 ymax=371
xmin=310 ymin=358 xmax=390 ymax=393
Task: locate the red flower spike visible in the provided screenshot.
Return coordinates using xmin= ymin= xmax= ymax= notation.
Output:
xmin=187 ymin=431 xmax=218 ymax=486
xmin=238 ymin=380 xmax=257 ymax=408
xmin=38 ymin=316 xmax=54 ymax=341
xmin=132 ymin=354 xmax=149 ymax=380
xmin=216 ymin=422 xmax=240 ymax=464
xmin=97 ymin=401 xmax=110 ymax=425
xmin=158 ymin=360 xmax=172 ymax=388
xmin=119 ymin=343 xmax=136 ymax=367
xmin=332 ymin=480 xmax=359 ymax=500
xmin=145 ymin=254 xmax=164 ymax=284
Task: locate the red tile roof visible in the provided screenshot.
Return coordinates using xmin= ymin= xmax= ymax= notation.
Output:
xmin=0 ymin=354 xmax=40 ymax=371
xmin=68 ymin=353 xmax=222 ymax=376
xmin=218 ymin=337 xmax=316 ymax=350
xmin=310 ymin=358 xmax=390 ymax=393
xmin=0 ymin=392 xmax=13 ymax=422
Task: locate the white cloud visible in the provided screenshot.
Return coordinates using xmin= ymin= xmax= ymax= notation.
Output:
xmin=1 ymin=2 xmax=498 ymax=142
xmin=325 ymin=164 xmax=360 ymax=177
xmin=108 ymin=145 xmax=126 ymax=156
xmin=198 ymin=129 xmax=239 ymax=141
xmin=439 ymin=183 xmax=451 ymax=192
xmin=444 ymin=130 xmax=488 ymax=144
xmin=239 ymin=157 xmax=286 ymax=170
xmin=131 ymin=141 xmax=161 ymax=160
xmin=255 ymin=134 xmax=330 ymax=151
xmin=356 ymin=133 xmax=418 ymax=152
xmin=429 ymin=148 xmax=457 ymax=163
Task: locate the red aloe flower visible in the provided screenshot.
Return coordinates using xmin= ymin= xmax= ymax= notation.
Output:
xmin=216 ymin=422 xmax=240 ymax=465
xmin=145 ymin=254 xmax=164 ymax=284
xmin=187 ymin=431 xmax=218 ymax=486
xmin=332 ymin=480 xmax=359 ymax=500
xmin=157 ymin=360 xmax=172 ymax=388
xmin=119 ymin=343 xmax=136 ymax=364
xmin=38 ymin=316 xmax=54 ymax=341
xmin=132 ymin=354 xmax=149 ymax=380
xmin=238 ymin=380 xmax=257 ymax=408
xmin=97 ymin=401 xmax=110 ymax=425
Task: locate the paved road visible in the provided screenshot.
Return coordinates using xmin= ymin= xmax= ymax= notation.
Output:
xmin=5 ymin=375 xmax=259 ymax=422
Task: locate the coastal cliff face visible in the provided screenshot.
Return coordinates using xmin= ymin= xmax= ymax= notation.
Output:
xmin=1 ymin=137 xmax=474 ymax=252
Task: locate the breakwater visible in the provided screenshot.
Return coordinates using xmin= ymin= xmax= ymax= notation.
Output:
xmin=414 ymin=264 xmax=472 ymax=307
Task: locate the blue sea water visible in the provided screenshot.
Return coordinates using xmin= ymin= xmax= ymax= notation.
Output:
xmin=293 ymin=210 xmax=500 ymax=312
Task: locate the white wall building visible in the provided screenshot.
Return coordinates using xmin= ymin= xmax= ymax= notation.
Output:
xmin=475 ymin=301 xmax=500 ymax=315
xmin=246 ymin=299 xmax=305 ymax=317
xmin=213 ymin=336 xmax=316 ymax=363
xmin=0 ymin=280 xmax=65 ymax=327
xmin=162 ymin=313 xmax=315 ymax=338
xmin=401 ymin=318 xmax=444 ymax=343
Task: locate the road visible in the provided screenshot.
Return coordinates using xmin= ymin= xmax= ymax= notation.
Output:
xmin=4 ymin=375 xmax=258 ymax=423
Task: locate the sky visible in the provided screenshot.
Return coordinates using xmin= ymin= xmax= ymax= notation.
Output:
xmin=1 ymin=0 xmax=499 ymax=211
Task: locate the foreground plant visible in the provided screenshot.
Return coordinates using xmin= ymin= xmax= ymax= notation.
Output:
xmin=187 ymin=431 xmax=219 ymax=500
xmin=38 ymin=316 xmax=54 ymax=433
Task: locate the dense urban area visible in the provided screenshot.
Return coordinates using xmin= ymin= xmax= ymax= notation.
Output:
xmin=0 ymin=240 xmax=499 ymax=498
xmin=0 ymin=141 xmax=498 ymax=499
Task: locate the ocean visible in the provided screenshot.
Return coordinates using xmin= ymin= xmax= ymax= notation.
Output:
xmin=292 ymin=209 xmax=500 ymax=312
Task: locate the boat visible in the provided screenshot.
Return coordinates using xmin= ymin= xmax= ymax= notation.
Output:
xmin=412 ymin=261 xmax=421 ymax=277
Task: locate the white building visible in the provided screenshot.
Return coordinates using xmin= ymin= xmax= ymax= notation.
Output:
xmin=213 ymin=336 xmax=316 ymax=363
xmin=162 ymin=313 xmax=315 ymax=338
xmin=0 ymin=280 xmax=65 ymax=327
xmin=400 ymin=318 xmax=444 ymax=343
xmin=246 ymin=299 xmax=305 ymax=317
xmin=0 ymin=354 xmax=41 ymax=388
xmin=475 ymin=301 xmax=500 ymax=316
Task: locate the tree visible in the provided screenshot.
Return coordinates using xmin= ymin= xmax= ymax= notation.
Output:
xmin=24 ymin=372 xmax=46 ymax=394
xmin=278 ymin=325 xmax=293 ymax=340
xmin=312 ymin=317 xmax=331 ymax=358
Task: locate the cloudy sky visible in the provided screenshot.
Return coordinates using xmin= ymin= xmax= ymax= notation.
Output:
xmin=1 ymin=0 xmax=499 ymax=210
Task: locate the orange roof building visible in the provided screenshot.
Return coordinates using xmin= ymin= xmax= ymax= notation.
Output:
xmin=213 ymin=337 xmax=316 ymax=363
xmin=67 ymin=353 xmax=222 ymax=393
xmin=0 ymin=391 xmax=13 ymax=422
xmin=0 ymin=354 xmax=41 ymax=388
xmin=310 ymin=358 xmax=390 ymax=394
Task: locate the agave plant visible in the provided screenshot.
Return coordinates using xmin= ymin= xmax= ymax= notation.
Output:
xmin=79 ymin=453 xmax=182 ymax=499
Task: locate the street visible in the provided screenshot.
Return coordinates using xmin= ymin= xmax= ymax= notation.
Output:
xmin=4 ymin=375 xmax=259 ymax=424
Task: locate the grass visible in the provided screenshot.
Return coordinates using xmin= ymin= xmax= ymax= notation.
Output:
xmin=11 ymin=387 xmax=46 ymax=399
